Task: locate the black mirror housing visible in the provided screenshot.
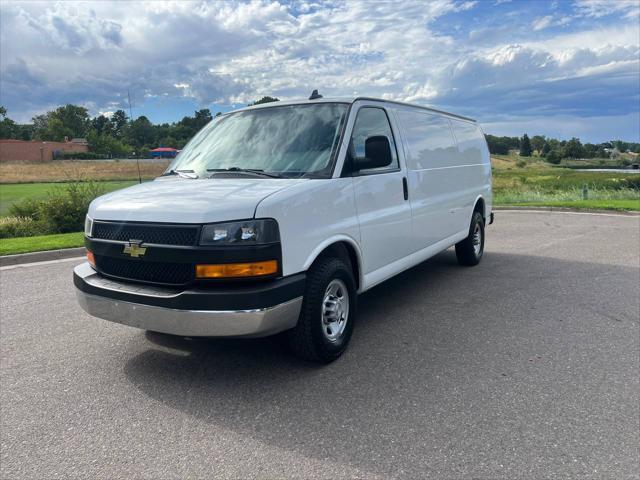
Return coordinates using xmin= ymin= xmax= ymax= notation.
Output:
xmin=353 ymin=135 xmax=393 ymax=171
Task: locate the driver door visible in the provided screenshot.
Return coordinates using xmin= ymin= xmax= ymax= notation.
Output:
xmin=347 ymin=105 xmax=413 ymax=285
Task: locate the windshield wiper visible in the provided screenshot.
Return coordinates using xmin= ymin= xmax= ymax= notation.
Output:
xmin=161 ymin=169 xmax=199 ymax=179
xmin=207 ymin=167 xmax=283 ymax=178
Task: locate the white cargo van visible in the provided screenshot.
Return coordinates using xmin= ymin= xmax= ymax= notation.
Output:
xmin=75 ymin=94 xmax=492 ymax=362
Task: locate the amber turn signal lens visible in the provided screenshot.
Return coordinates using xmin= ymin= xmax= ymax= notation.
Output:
xmin=87 ymin=250 xmax=96 ymax=268
xmin=196 ymin=260 xmax=278 ymax=278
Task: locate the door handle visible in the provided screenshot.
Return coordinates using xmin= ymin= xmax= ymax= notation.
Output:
xmin=402 ymin=177 xmax=408 ymax=201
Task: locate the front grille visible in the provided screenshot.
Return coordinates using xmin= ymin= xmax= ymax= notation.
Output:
xmin=95 ymin=255 xmax=194 ymax=285
xmin=92 ymin=222 xmax=199 ymax=246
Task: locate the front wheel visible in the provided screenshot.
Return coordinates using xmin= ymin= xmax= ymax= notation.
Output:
xmin=455 ymin=211 xmax=485 ymax=266
xmin=286 ymin=256 xmax=357 ymax=363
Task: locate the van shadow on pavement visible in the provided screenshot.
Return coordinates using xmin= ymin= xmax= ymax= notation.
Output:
xmin=123 ymin=250 xmax=639 ymax=478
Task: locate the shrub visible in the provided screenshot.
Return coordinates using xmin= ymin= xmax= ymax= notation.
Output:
xmin=516 ymin=159 xmax=527 ymax=168
xmin=0 ymin=217 xmax=41 ymax=239
xmin=39 ymin=182 xmax=107 ymax=233
xmin=623 ymin=175 xmax=640 ymax=189
xmin=8 ymin=181 xmax=108 ymax=235
xmin=8 ymin=198 xmax=43 ymax=221
xmin=546 ymin=150 xmax=562 ymax=164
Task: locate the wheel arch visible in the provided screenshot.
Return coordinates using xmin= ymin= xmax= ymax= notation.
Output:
xmin=303 ymin=236 xmax=363 ymax=292
xmin=472 ymin=195 xmax=486 ymax=223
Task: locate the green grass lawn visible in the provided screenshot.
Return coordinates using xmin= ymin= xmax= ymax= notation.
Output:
xmin=495 ymin=199 xmax=640 ymax=211
xmin=0 ymin=232 xmax=84 ymax=256
xmin=0 ymin=181 xmax=136 ymax=216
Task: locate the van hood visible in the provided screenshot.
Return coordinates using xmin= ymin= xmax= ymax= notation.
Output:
xmin=88 ymin=177 xmax=307 ymax=224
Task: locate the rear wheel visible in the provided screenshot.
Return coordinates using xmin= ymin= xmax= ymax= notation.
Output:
xmin=287 ymin=256 xmax=357 ymax=363
xmin=455 ymin=211 xmax=485 ymax=266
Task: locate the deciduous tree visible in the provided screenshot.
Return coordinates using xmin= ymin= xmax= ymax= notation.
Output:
xmin=0 ymin=106 xmax=18 ymax=139
xmin=48 ymin=105 xmax=90 ymax=138
xmin=530 ymin=135 xmax=546 ymax=154
xmin=562 ymin=137 xmax=585 ymax=159
xmin=110 ymin=110 xmax=128 ymax=139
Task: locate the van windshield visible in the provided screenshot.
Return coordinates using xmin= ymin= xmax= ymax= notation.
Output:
xmin=165 ymin=103 xmax=348 ymax=179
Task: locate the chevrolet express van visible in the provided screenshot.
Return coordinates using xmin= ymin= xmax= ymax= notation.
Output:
xmin=74 ymin=95 xmax=492 ymax=362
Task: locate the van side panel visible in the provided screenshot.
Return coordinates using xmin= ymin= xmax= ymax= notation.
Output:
xmin=393 ymin=108 xmax=462 ymax=249
xmin=254 ymin=178 xmax=361 ymax=280
xmin=449 ymin=119 xmax=492 ymax=227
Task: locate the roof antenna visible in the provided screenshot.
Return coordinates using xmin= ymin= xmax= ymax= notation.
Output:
xmin=309 ymin=89 xmax=323 ymax=100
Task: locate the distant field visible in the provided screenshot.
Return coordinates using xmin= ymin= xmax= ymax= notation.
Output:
xmin=491 ymin=154 xmax=640 ymax=211
xmin=0 ymin=181 xmax=137 ymax=216
xmin=0 ymin=159 xmax=170 ymax=184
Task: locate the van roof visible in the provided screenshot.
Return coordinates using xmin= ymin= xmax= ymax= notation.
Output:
xmin=232 ymin=97 xmax=476 ymax=123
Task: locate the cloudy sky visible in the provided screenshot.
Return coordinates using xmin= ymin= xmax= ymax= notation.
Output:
xmin=1 ymin=0 xmax=639 ymax=142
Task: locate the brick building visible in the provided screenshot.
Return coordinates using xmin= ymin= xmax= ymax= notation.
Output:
xmin=0 ymin=139 xmax=89 ymax=162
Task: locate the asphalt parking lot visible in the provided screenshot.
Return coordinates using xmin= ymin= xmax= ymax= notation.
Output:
xmin=1 ymin=211 xmax=638 ymax=479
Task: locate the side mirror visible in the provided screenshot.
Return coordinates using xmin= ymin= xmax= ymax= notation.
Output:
xmin=353 ymin=135 xmax=393 ymax=171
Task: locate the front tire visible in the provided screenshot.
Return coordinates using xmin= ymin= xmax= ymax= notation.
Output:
xmin=287 ymin=256 xmax=357 ymax=363
xmin=455 ymin=211 xmax=485 ymax=266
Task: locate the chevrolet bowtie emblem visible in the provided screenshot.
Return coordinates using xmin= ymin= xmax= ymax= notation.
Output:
xmin=123 ymin=240 xmax=147 ymax=258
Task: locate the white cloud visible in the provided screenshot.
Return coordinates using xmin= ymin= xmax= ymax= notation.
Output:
xmin=532 ymin=16 xmax=553 ymax=31
xmin=573 ymin=0 xmax=640 ymax=19
xmin=0 ymin=0 xmax=638 ymax=142
xmin=532 ymin=15 xmax=570 ymax=31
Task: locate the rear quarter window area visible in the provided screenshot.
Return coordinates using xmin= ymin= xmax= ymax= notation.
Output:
xmin=395 ymin=110 xmax=458 ymax=170
xmin=450 ymin=120 xmax=487 ymax=165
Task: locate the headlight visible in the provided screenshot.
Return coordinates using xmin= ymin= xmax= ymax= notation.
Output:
xmin=84 ymin=215 xmax=93 ymax=237
xmin=200 ymin=219 xmax=279 ymax=245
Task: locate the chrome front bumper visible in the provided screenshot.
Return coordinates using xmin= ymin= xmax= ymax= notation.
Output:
xmin=74 ymin=263 xmax=303 ymax=337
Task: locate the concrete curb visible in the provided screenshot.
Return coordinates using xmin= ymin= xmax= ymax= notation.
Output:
xmin=0 ymin=247 xmax=86 ymax=267
xmin=493 ymin=206 xmax=640 ymax=216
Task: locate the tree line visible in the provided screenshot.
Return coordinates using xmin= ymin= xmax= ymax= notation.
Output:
xmin=486 ymin=133 xmax=639 ymax=164
xmin=1 ymin=104 xmax=219 ymax=157
xmin=0 ymin=97 xmax=278 ymax=158
xmin=1 ymin=102 xmax=638 ymax=161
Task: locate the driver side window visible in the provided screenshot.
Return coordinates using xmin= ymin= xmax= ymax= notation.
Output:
xmin=348 ymin=107 xmax=399 ymax=174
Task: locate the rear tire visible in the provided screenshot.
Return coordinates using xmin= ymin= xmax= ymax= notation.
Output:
xmin=287 ymin=256 xmax=357 ymax=363
xmin=455 ymin=211 xmax=485 ymax=266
